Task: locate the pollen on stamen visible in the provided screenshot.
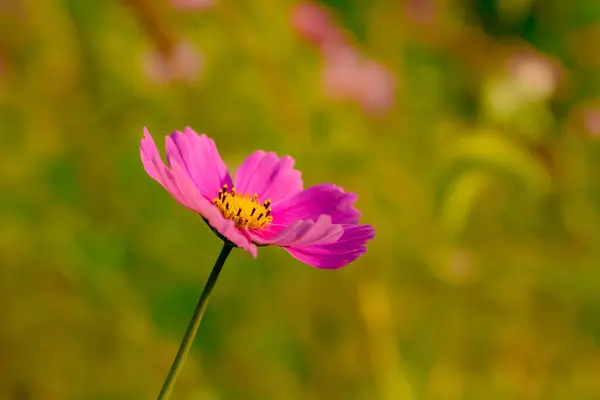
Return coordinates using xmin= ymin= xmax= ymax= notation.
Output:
xmin=212 ymin=187 xmax=274 ymax=229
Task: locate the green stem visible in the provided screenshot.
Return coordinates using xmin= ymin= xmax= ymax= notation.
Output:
xmin=156 ymin=241 xmax=234 ymax=400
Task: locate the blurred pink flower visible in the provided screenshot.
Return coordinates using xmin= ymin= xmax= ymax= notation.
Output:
xmin=323 ymin=48 xmax=395 ymax=114
xmin=140 ymin=127 xmax=375 ymax=268
xmin=142 ymin=41 xmax=204 ymax=84
xmin=291 ymin=2 xmax=345 ymax=53
xmin=292 ymin=2 xmax=396 ymax=115
xmin=322 ymin=48 xmax=362 ymax=99
xmin=507 ymin=50 xmax=562 ymax=100
xmin=583 ymin=109 xmax=600 ymax=138
xmin=357 ymin=60 xmax=396 ymax=114
xmin=171 ymin=0 xmax=215 ymax=11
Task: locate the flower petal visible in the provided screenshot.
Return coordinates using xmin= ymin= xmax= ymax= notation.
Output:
xmin=250 ymin=215 xmax=343 ymax=247
xmin=272 ymin=183 xmax=360 ymax=225
xmin=141 ymin=128 xmax=257 ymax=257
xmin=166 ymin=127 xmax=232 ymax=198
xmin=170 ymin=161 xmax=257 ymax=257
xmin=234 ymin=150 xmax=303 ymax=203
xmin=285 ymin=224 xmax=375 ymax=269
xmin=141 ymin=127 xmax=163 ymax=182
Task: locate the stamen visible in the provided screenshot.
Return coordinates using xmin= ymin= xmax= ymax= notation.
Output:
xmin=212 ymin=186 xmax=273 ymax=229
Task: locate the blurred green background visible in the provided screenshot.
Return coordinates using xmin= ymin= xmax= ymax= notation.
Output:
xmin=1 ymin=0 xmax=600 ymax=399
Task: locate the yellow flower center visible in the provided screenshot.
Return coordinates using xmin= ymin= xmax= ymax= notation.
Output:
xmin=212 ymin=184 xmax=273 ymax=229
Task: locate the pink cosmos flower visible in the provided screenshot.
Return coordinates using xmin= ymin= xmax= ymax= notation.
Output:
xmin=140 ymin=127 xmax=375 ymax=269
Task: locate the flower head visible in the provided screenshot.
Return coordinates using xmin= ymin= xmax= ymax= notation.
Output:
xmin=141 ymin=127 xmax=375 ymax=268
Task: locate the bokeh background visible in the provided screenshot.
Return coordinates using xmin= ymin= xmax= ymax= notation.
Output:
xmin=1 ymin=0 xmax=600 ymax=399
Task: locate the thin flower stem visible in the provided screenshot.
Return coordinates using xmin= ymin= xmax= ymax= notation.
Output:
xmin=156 ymin=241 xmax=234 ymax=400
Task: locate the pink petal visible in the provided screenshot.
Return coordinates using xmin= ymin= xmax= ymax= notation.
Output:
xmin=166 ymin=127 xmax=233 ymax=198
xmin=140 ymin=128 xmax=162 ymax=181
xmin=285 ymin=224 xmax=375 ymax=269
xmin=170 ymin=161 xmax=257 ymax=257
xmin=250 ymin=215 xmax=343 ymax=247
xmin=234 ymin=150 xmax=303 ymax=203
xmin=272 ymin=183 xmax=360 ymax=225
xmin=141 ymin=128 xmax=257 ymax=257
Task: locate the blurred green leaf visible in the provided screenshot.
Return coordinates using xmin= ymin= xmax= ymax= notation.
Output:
xmin=447 ymin=131 xmax=552 ymax=194
xmin=441 ymin=171 xmax=490 ymax=239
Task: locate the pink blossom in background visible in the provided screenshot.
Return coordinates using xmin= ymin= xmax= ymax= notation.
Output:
xmin=355 ymin=59 xmax=396 ymax=114
xmin=507 ymin=49 xmax=562 ymax=100
xmin=291 ymin=2 xmax=345 ymax=53
xmin=140 ymin=127 xmax=375 ymax=268
xmin=291 ymin=2 xmax=396 ymax=115
xmin=322 ymin=54 xmax=396 ymax=115
xmin=171 ymin=0 xmax=215 ymax=11
xmin=323 ymin=49 xmax=396 ymax=114
xmin=583 ymin=109 xmax=600 ymax=138
xmin=142 ymin=41 xmax=204 ymax=84
xmin=321 ymin=48 xmax=363 ymax=100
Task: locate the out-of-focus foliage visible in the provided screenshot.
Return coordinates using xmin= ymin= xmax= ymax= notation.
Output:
xmin=1 ymin=0 xmax=600 ymax=399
